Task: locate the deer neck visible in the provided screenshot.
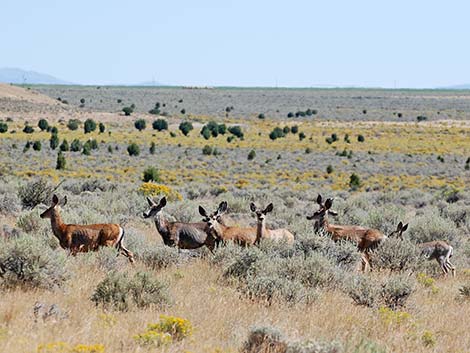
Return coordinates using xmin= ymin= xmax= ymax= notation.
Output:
xmin=256 ymin=218 xmax=267 ymax=243
xmin=50 ymin=209 xmax=67 ymax=241
xmin=316 ymin=214 xmax=331 ymax=233
xmin=154 ymin=212 xmax=170 ymax=238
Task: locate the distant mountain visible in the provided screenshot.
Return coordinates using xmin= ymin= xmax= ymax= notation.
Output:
xmin=439 ymin=84 xmax=470 ymax=90
xmin=0 ymin=68 xmax=72 ymax=85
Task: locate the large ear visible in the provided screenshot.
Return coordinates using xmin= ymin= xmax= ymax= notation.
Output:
xmin=218 ymin=201 xmax=228 ymax=215
xmin=62 ymin=196 xmax=67 ymax=206
xmin=397 ymin=221 xmax=403 ymax=231
xmin=159 ymin=197 xmax=167 ymax=208
xmin=52 ymin=194 xmax=59 ymax=205
xmin=401 ymin=223 xmax=408 ymax=232
xmin=198 ymin=206 xmax=208 ymax=217
xmin=147 ymin=196 xmax=155 ymax=206
xmin=317 ymin=194 xmax=323 ymax=205
xmin=249 ymin=202 xmax=256 ymax=212
xmin=264 ymin=203 xmax=274 ymax=214
xmin=324 ymin=198 xmax=334 ymax=210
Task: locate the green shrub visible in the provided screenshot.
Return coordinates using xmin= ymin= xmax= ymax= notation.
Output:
xmin=134 ymin=119 xmax=146 ymax=131
xmin=228 ymin=125 xmax=244 ymax=139
xmin=122 ymin=106 xmax=134 ymax=116
xmin=179 ymin=121 xmax=193 ymax=136
xmin=202 ymin=145 xmax=213 ymax=155
xmin=257 ymin=113 xmax=265 ymax=119
xmin=326 ymin=165 xmax=333 ymax=174
xmin=67 ymin=119 xmax=80 ymax=130
xmin=56 ymin=151 xmax=66 ymax=170
xmin=358 ymin=134 xmax=365 ymax=142
xmin=0 ymin=122 xmax=8 ymax=133
xmin=346 ymin=274 xmax=379 ymax=308
xmin=32 ymin=141 xmax=41 ymax=151
xmin=180 ymin=108 xmax=186 ymax=114
xmin=201 ymin=126 xmax=211 ymax=140
xmin=152 ymin=119 xmax=168 ymax=131
xmin=99 ymin=122 xmax=105 ymax=133
xmin=370 ymin=238 xmax=420 ymax=272
xmin=91 ymin=271 xmax=171 ymax=311
xmin=291 ymin=125 xmax=298 ymax=134
xmin=417 ymin=115 xmax=428 ymax=122
xmin=380 ymin=274 xmax=415 ymax=310
xmin=149 ymin=102 xmax=161 ymax=115
xmin=38 ymin=119 xmax=49 ymax=131
xmin=23 ymin=125 xmax=34 ymax=134
xmin=138 ymin=246 xmax=180 ymax=270
xmin=149 ymin=142 xmax=156 ymax=155
xmin=60 ymin=139 xmax=69 ymax=152
xmin=82 ymin=143 xmax=91 ymax=155
xmin=70 ymin=139 xmax=82 ymax=152
xmin=127 ymin=143 xmax=140 ymax=156
xmin=49 ymin=133 xmax=59 ymax=150
xmin=143 ymin=167 xmax=161 ymax=182
xmin=299 ymin=132 xmax=306 ymax=141
xmin=349 ymin=173 xmax=362 ymax=190
xmin=269 ymin=127 xmax=285 ymax=140
xmin=248 ymin=150 xmax=256 ymax=160
xmin=0 ymin=235 xmax=68 ymax=290
xmin=287 ymin=112 xmax=294 ymax=118
xmin=84 ymin=118 xmax=97 ymax=133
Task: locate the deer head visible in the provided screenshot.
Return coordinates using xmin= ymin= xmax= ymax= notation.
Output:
xmin=199 ymin=201 xmax=227 ymax=235
xmin=40 ymin=194 xmax=67 ymax=219
xmin=250 ymin=202 xmax=273 ymax=222
xmin=306 ymin=194 xmax=338 ymax=221
xmin=143 ymin=196 xmax=167 ymax=218
xmin=389 ymin=221 xmax=408 ymax=239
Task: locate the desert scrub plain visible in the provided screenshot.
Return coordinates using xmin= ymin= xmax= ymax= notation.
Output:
xmin=0 ymin=84 xmax=469 ymax=352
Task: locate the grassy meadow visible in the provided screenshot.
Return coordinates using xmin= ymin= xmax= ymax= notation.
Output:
xmin=0 ymin=86 xmax=469 ymax=353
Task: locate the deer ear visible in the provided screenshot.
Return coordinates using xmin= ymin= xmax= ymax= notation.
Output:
xmin=52 ymin=194 xmax=59 ymax=205
xmin=249 ymin=202 xmax=256 ymax=212
xmin=147 ymin=196 xmax=155 ymax=206
xmin=159 ymin=197 xmax=167 ymax=208
xmin=264 ymin=203 xmax=274 ymax=214
xmin=198 ymin=206 xmax=208 ymax=217
xmin=402 ymin=223 xmax=408 ymax=232
xmin=397 ymin=221 xmax=403 ymax=231
xmin=218 ymin=201 xmax=228 ymax=214
xmin=325 ymin=198 xmax=333 ymax=209
xmin=317 ymin=194 xmax=323 ymax=205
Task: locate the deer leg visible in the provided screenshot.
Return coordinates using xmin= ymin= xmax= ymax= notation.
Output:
xmin=445 ymin=248 xmax=456 ymax=277
xmin=119 ymin=243 xmax=135 ymax=263
xmin=437 ymin=256 xmax=448 ymax=277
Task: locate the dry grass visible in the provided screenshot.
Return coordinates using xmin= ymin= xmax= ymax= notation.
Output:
xmin=0 ymin=257 xmax=469 ymax=353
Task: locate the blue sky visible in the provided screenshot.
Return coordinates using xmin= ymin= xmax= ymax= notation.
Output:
xmin=1 ymin=0 xmax=469 ymax=87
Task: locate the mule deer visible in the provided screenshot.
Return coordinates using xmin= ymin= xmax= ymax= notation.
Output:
xmin=199 ymin=201 xmax=258 ymax=246
xmin=40 ymin=195 xmax=134 ymax=262
xmin=143 ymin=196 xmax=218 ymax=251
xmin=307 ymin=194 xmax=386 ymax=271
xmin=249 ymin=202 xmax=294 ymax=244
xmin=390 ymin=221 xmax=456 ymax=277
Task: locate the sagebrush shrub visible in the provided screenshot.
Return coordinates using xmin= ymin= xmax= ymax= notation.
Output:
xmin=345 ymin=274 xmax=379 ymax=308
xmin=242 ymin=326 xmax=287 ymax=353
xmin=370 ymin=238 xmax=420 ymax=272
xmin=91 ymin=271 xmax=171 ymax=311
xmin=409 ymin=209 xmax=459 ymax=243
xmin=0 ymin=235 xmax=68 ymax=290
xmin=380 ymin=274 xmax=415 ymax=310
xmin=18 ymin=178 xmax=57 ymax=209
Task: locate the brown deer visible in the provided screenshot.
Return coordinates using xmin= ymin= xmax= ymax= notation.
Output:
xmin=390 ymin=221 xmax=456 ymax=277
xmin=40 ymin=194 xmax=134 ymax=262
xmin=306 ymin=194 xmax=386 ymax=271
xmin=198 ymin=201 xmax=258 ymax=246
xmin=249 ymin=202 xmax=295 ymax=245
xmin=143 ymin=196 xmax=218 ymax=251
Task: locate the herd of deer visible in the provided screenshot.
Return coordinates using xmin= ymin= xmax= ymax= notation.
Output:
xmin=39 ymin=193 xmax=456 ymax=277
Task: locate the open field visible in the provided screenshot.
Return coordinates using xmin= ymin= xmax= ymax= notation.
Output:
xmin=0 ymin=85 xmax=469 ymax=352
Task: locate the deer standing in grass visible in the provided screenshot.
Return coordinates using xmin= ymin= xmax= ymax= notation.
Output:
xmin=40 ymin=194 xmax=134 ymax=262
xmin=307 ymin=194 xmax=386 ymax=271
xmin=143 ymin=197 xmax=219 ymax=251
xmin=199 ymin=201 xmax=258 ymax=246
xmin=250 ymin=202 xmax=295 ymax=245
xmin=390 ymin=221 xmax=456 ymax=277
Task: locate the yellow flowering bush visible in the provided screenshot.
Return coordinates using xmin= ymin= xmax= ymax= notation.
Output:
xmin=134 ymin=315 xmax=193 ymax=347
xmin=138 ymin=182 xmax=183 ymax=201
xmin=378 ymin=306 xmax=412 ymax=326
xmin=37 ymin=343 xmax=105 ymax=353
xmin=416 ymin=273 xmax=439 ymax=294
xmin=148 ymin=315 xmax=193 ymax=340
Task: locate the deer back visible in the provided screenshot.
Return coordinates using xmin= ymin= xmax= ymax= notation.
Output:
xmin=327 ymin=224 xmax=385 ymax=251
